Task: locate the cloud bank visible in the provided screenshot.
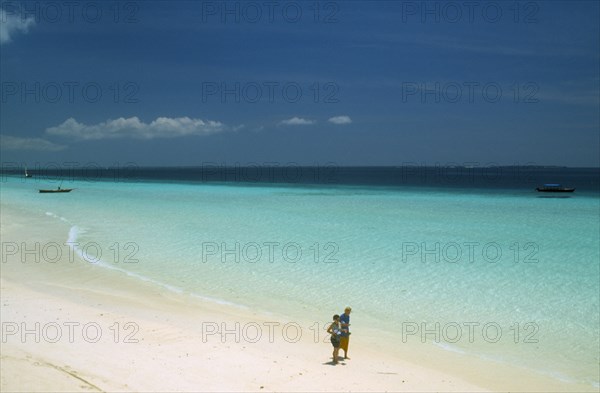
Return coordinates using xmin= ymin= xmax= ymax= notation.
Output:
xmin=328 ymin=115 xmax=352 ymax=125
xmin=0 ymin=135 xmax=67 ymax=151
xmin=0 ymin=10 xmax=35 ymax=44
xmin=46 ymin=117 xmax=226 ymax=140
xmin=279 ymin=117 xmax=315 ymax=126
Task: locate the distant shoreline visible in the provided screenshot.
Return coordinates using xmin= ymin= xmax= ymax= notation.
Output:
xmin=2 ymin=166 xmax=599 ymax=192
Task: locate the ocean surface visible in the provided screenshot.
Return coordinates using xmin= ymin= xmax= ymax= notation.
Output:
xmin=1 ymin=167 xmax=598 ymax=387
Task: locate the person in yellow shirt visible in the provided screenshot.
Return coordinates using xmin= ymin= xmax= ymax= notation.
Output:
xmin=339 ymin=307 xmax=351 ymax=359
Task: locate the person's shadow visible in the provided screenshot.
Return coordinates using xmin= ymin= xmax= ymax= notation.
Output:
xmin=323 ymin=359 xmax=346 ymax=366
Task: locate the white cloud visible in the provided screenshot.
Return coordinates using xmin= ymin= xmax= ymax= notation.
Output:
xmin=0 ymin=10 xmax=35 ymax=45
xmin=328 ymin=115 xmax=352 ymax=125
xmin=0 ymin=135 xmax=66 ymax=151
xmin=279 ymin=117 xmax=315 ymax=126
xmin=46 ymin=116 xmax=226 ymax=140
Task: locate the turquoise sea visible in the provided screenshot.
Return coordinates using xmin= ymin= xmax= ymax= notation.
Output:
xmin=1 ymin=168 xmax=598 ymax=387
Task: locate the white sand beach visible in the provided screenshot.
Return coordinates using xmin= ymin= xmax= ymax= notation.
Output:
xmin=0 ymin=203 xmax=594 ymax=392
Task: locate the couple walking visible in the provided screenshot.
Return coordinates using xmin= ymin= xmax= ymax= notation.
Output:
xmin=327 ymin=306 xmax=351 ymax=365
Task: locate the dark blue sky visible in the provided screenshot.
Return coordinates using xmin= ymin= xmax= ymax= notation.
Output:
xmin=1 ymin=1 xmax=599 ymax=167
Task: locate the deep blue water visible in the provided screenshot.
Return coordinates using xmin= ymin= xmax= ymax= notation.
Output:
xmin=2 ymin=165 xmax=599 ymax=192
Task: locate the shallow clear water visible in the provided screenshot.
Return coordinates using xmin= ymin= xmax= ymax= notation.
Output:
xmin=1 ymin=174 xmax=598 ymax=387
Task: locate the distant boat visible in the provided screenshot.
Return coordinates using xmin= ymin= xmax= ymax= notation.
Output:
xmin=39 ymin=187 xmax=74 ymax=193
xmin=536 ymin=184 xmax=575 ymax=193
xmin=25 ymin=167 xmax=32 ymax=178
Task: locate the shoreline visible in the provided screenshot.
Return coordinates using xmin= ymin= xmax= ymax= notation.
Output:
xmin=0 ymin=201 xmax=595 ymax=392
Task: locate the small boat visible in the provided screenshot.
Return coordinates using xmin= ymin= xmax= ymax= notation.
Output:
xmin=39 ymin=187 xmax=74 ymax=193
xmin=25 ymin=167 xmax=32 ymax=178
xmin=536 ymin=184 xmax=575 ymax=193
